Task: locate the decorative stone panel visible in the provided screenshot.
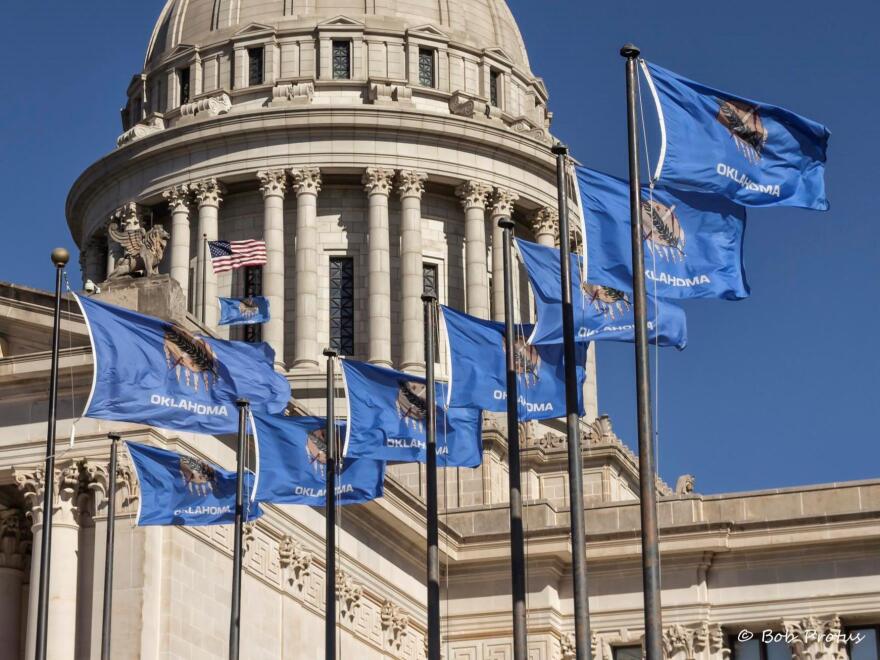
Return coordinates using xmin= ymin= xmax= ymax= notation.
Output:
xmin=270 ymin=81 xmax=315 ymax=106
xmin=278 ymin=535 xmax=312 ymax=591
xmin=179 ymin=91 xmax=232 ymax=119
xmin=117 ymin=114 xmax=165 ymax=147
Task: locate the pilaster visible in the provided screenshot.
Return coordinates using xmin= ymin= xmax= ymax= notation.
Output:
xmin=258 ymin=169 xmax=289 ymax=369
xmin=290 ymin=167 xmax=322 ymax=368
xmin=456 ymin=181 xmax=492 ymax=319
xmin=363 ymin=167 xmax=395 ymax=366
xmin=193 ymin=178 xmax=225 ymax=329
xmin=489 ymin=188 xmax=518 ymax=322
xmin=397 ymin=170 xmax=428 ymax=372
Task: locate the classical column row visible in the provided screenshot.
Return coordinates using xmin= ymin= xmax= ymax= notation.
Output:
xmin=106 ymin=171 xmax=555 ymax=373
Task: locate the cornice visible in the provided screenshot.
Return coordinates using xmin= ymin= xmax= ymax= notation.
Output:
xmin=66 ymin=105 xmax=558 ymax=243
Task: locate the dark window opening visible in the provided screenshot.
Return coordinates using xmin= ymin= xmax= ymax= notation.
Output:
xmin=132 ymin=97 xmax=143 ymax=123
xmin=612 ymin=647 xmax=642 ymax=660
xmin=332 ymin=41 xmax=351 ymax=80
xmin=418 ymin=48 xmax=435 ymax=88
xmin=489 ymin=69 xmax=500 ymax=107
xmin=849 ymin=627 xmax=880 ymax=660
xmin=329 ymin=257 xmax=355 ymax=356
xmin=178 ymin=67 xmax=191 ymax=105
xmin=731 ymin=634 xmax=790 ymax=660
xmin=422 ymin=263 xmax=440 ymax=360
xmin=239 ymin=266 xmax=263 ymax=343
xmin=248 ymin=47 xmax=264 ymax=86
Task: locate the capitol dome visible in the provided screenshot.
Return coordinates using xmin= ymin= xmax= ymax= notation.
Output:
xmin=67 ymin=0 xmax=590 ymax=414
xmin=146 ymin=0 xmax=532 ymax=72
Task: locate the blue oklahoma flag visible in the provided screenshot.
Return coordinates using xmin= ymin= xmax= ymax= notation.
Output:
xmin=578 ymin=166 xmax=749 ymax=301
xmin=218 ymin=296 xmax=271 ymax=326
xmin=77 ymin=295 xmax=290 ymax=435
xmin=440 ymin=305 xmax=586 ymax=421
xmin=516 ymin=239 xmax=688 ymax=350
xmin=127 ymin=441 xmax=262 ymax=526
xmin=250 ymin=413 xmax=385 ymax=506
xmin=644 ymin=61 xmax=830 ymax=210
xmin=341 ymin=359 xmax=482 ymax=468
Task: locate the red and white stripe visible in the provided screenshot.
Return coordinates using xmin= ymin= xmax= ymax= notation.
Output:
xmin=211 ymin=240 xmax=267 ymax=273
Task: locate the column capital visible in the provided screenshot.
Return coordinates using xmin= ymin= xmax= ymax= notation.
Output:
xmin=162 ymin=184 xmax=193 ymax=213
xmin=362 ymin=167 xmax=395 ymax=196
xmin=110 ymin=202 xmax=141 ymax=231
xmin=14 ymin=461 xmax=82 ymax=528
xmin=456 ymin=181 xmax=492 ymax=210
xmin=490 ymin=188 xmax=519 ymax=217
xmin=290 ymin=167 xmax=322 ymax=196
xmin=258 ymin=169 xmax=288 ymax=199
xmin=77 ymin=458 xmax=140 ymax=516
xmin=0 ymin=509 xmax=31 ymax=571
xmin=397 ymin=170 xmax=428 ymax=200
xmin=193 ymin=178 xmax=225 ymax=208
xmin=530 ymin=207 xmax=559 ymax=237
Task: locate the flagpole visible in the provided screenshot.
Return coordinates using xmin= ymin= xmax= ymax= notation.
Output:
xmin=100 ymin=433 xmax=120 ymax=660
xmin=421 ymin=294 xmax=441 ymax=660
xmin=621 ymin=43 xmax=663 ymax=660
xmin=498 ymin=219 xmax=528 ymax=660
xmin=229 ymin=398 xmax=250 ymax=660
xmin=34 ymin=247 xmax=69 ymax=660
xmin=550 ymin=144 xmax=592 ymax=660
xmin=201 ymin=234 xmax=208 ymax=324
xmin=323 ymin=349 xmax=338 ymax=660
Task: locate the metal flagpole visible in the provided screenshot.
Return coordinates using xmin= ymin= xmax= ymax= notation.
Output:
xmin=323 ymin=349 xmax=338 ymax=660
xmin=498 ymin=219 xmax=528 ymax=660
xmin=34 ymin=247 xmax=69 ymax=660
xmin=229 ymin=398 xmax=250 ymax=660
xmin=201 ymin=234 xmax=208 ymax=324
xmin=621 ymin=43 xmax=663 ymax=660
xmin=551 ymin=144 xmax=592 ymax=660
xmin=421 ymin=294 xmax=441 ymax=660
xmin=100 ymin=433 xmax=120 ymax=660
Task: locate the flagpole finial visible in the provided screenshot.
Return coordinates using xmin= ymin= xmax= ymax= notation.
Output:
xmin=322 ymin=348 xmax=338 ymax=358
xmin=107 ymin=432 xmax=121 ymax=441
xmin=551 ymin=143 xmax=568 ymax=156
xmin=498 ymin=218 xmax=515 ymax=230
xmin=235 ymin=398 xmax=250 ymax=408
xmin=421 ymin=293 xmax=437 ymax=304
xmin=51 ymin=248 xmax=69 ymax=267
xmin=620 ymin=43 xmax=640 ymax=58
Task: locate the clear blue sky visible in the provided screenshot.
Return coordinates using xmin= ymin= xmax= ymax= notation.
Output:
xmin=1 ymin=2 xmax=876 ymax=494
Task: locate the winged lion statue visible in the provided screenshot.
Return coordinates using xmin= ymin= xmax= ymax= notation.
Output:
xmin=107 ymin=222 xmax=170 ymax=280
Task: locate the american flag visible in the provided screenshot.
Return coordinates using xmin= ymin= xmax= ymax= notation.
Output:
xmin=208 ymin=239 xmax=267 ymax=273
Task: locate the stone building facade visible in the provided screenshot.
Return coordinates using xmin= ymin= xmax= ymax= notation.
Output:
xmin=0 ymin=1 xmax=877 ymax=659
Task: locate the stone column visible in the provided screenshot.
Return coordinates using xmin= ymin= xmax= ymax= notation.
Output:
xmin=0 ymin=510 xmax=29 ymax=658
xmin=363 ymin=168 xmax=395 ymax=366
xmin=290 ymin=167 xmax=322 ymax=369
xmin=80 ymin=237 xmax=105 ymax=286
xmin=193 ymin=178 xmax=225 ymax=329
xmin=490 ymin=188 xmax=518 ymax=322
xmin=530 ymin=207 xmax=558 ymax=248
xmin=397 ymin=170 xmax=428 ymax=372
xmin=104 ymin=231 xmax=116 ymax=280
xmin=15 ymin=462 xmax=82 ymax=660
xmin=163 ymin=184 xmax=193 ymax=300
xmin=258 ymin=170 xmax=288 ymax=369
xmin=456 ymin=181 xmax=492 ymax=319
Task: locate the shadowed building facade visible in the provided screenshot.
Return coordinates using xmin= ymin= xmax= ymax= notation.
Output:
xmin=0 ymin=1 xmax=877 ymax=659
